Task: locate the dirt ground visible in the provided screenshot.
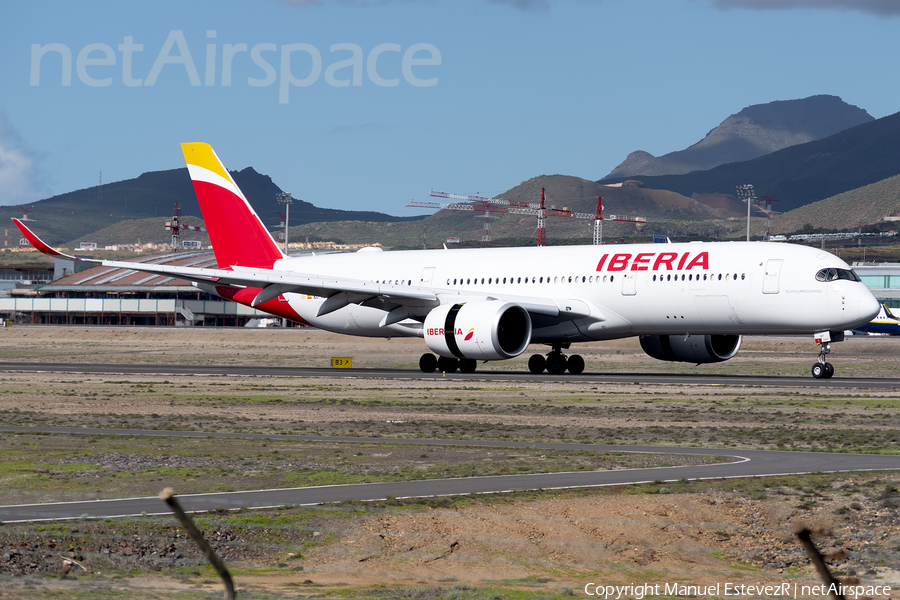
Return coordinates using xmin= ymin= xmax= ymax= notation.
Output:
xmin=1 ymin=324 xmax=899 ymax=375
xmin=1 ymin=326 xmax=900 ymax=599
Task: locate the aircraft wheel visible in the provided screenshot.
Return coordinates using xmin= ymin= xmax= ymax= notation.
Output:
xmin=437 ymin=356 xmax=459 ymax=374
xmin=811 ymin=363 xmax=825 ymax=379
xmin=459 ymin=358 xmax=477 ymax=374
xmin=823 ymin=362 xmax=834 ymax=379
xmin=546 ymin=354 xmax=567 ymax=375
xmin=419 ymin=353 xmax=438 ymax=373
xmin=528 ymin=354 xmax=546 ymax=374
xmin=567 ymin=354 xmax=585 ymax=375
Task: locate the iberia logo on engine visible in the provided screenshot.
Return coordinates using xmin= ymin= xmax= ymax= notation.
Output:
xmin=464 ymin=328 xmax=475 ymax=341
xmin=426 ymin=328 xmax=465 ymax=336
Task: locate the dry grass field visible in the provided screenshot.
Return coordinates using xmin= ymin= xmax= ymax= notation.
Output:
xmin=1 ymin=326 xmax=899 ymax=599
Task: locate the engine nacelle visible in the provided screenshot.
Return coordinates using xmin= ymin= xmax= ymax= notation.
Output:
xmin=424 ymin=301 xmax=532 ymax=361
xmin=639 ymin=334 xmax=742 ymax=364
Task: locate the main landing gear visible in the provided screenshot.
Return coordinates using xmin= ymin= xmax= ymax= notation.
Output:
xmin=811 ymin=331 xmax=842 ymax=379
xmin=419 ymin=353 xmax=477 ymax=374
xmin=528 ymin=344 xmax=584 ymax=375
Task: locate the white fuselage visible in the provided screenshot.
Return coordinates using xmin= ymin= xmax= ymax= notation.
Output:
xmin=267 ymin=241 xmax=880 ymax=342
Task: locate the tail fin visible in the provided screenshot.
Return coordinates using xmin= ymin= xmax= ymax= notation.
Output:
xmin=181 ymin=143 xmax=285 ymax=269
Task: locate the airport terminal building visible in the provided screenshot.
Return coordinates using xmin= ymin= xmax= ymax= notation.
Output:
xmin=0 ymin=251 xmax=272 ymax=326
xmin=853 ymin=263 xmax=900 ymax=309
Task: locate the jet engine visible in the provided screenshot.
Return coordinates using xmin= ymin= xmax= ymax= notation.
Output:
xmin=639 ymin=334 xmax=742 ymax=364
xmin=423 ymin=301 xmax=532 ymax=361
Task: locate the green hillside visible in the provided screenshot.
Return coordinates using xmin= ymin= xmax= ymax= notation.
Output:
xmin=290 ymin=175 xmax=752 ymax=248
xmin=1 ymin=167 xmax=423 ymax=247
xmin=771 ymin=174 xmax=900 ymax=234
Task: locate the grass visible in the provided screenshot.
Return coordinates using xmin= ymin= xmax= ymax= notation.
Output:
xmin=0 ymin=431 xmax=726 ymax=504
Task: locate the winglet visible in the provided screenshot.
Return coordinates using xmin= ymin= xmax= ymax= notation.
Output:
xmin=11 ymin=218 xmax=88 ymax=261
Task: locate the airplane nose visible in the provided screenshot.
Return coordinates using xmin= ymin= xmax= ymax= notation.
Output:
xmin=859 ymin=291 xmax=880 ymax=322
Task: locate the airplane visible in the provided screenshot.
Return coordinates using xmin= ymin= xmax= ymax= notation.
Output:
xmin=13 ymin=143 xmax=881 ymax=380
xmin=852 ymin=304 xmax=900 ymax=336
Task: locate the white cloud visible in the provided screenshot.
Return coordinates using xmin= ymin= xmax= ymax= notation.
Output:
xmin=711 ymin=0 xmax=900 ymax=17
xmin=0 ymin=109 xmax=48 ymax=207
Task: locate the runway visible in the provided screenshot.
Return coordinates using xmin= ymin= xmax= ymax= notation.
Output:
xmin=1 ymin=361 xmax=898 ymax=389
xmin=2 ymin=425 xmax=899 ymax=523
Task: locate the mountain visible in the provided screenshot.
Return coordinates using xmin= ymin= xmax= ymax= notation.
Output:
xmin=601 ymin=110 xmax=900 ymax=213
xmin=771 ymin=173 xmax=900 ymax=234
xmin=604 ymin=95 xmax=873 ymax=179
xmin=0 ymin=167 xmax=423 ymax=246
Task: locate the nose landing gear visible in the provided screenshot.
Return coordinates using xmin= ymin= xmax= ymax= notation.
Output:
xmin=811 ymin=331 xmax=841 ymax=379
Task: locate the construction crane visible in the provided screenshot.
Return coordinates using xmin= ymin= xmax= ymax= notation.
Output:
xmin=758 ymin=196 xmax=778 ymax=241
xmin=14 ymin=206 xmax=36 ymax=248
xmin=165 ymin=203 xmax=206 ymax=250
xmin=273 ymin=211 xmax=287 ymax=241
xmin=17 ymin=206 xmax=35 ymax=222
xmin=408 ymin=189 xmax=645 ymax=246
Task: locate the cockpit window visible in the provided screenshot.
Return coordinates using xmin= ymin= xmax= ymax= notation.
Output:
xmin=815 ymin=268 xmax=861 ymax=283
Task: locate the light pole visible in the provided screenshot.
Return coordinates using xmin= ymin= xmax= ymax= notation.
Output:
xmin=276 ymin=192 xmax=293 ymax=253
xmin=736 ymin=184 xmax=755 ymax=242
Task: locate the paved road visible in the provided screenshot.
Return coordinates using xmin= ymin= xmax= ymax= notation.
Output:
xmin=2 ymin=426 xmax=899 ymax=523
xmin=1 ymin=361 xmax=897 ymax=389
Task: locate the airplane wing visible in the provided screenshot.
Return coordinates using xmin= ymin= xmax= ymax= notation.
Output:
xmin=12 ymin=217 xmax=588 ymax=320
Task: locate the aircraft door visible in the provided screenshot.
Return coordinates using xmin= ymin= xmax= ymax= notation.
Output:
xmin=762 ymin=259 xmax=783 ymax=294
xmin=621 ymin=273 xmax=636 ymax=296
xmin=420 ymin=267 xmax=436 ymax=288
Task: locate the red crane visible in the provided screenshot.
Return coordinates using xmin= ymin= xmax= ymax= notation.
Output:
xmin=408 ymin=190 xmax=645 ymax=246
xmin=165 ymin=203 xmax=206 ymax=250
xmin=758 ymin=196 xmax=778 ymax=240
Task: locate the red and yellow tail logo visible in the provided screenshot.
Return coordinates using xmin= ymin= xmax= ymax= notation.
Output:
xmin=181 ymin=143 xmax=284 ymax=269
xmin=464 ymin=328 xmax=475 ymax=341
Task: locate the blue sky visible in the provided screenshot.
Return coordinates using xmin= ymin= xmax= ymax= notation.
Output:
xmin=1 ymin=0 xmax=898 ymax=215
